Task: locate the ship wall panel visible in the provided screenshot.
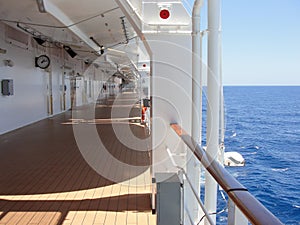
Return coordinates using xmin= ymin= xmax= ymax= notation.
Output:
xmin=0 ymin=23 xmax=79 ymax=134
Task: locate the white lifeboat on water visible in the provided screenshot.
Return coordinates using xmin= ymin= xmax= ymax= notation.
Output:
xmin=224 ymin=151 xmax=245 ymax=167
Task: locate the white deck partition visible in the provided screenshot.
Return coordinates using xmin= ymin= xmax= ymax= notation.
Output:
xmin=145 ymin=32 xmax=196 ymax=225
xmin=115 ymin=0 xmax=203 ymax=223
xmin=143 ymin=1 xmax=203 ymax=224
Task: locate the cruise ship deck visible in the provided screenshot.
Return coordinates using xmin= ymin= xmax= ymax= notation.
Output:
xmin=0 ymin=92 xmax=155 ymax=225
xmin=0 ymin=0 xmax=286 ymax=224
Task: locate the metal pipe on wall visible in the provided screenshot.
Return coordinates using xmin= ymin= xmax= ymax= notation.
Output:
xmin=47 ymin=69 xmax=53 ymax=116
xmin=192 ymin=0 xmax=204 ymax=144
xmin=61 ymin=48 xmax=66 ymax=111
xmin=190 ymin=0 xmax=205 ymax=223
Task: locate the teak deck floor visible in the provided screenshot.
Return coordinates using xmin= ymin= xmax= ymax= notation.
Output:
xmin=0 ymin=92 xmax=155 ymax=225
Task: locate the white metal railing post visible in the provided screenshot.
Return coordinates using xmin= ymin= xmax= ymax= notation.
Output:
xmin=228 ymin=199 xmax=248 ymax=225
xmin=166 ymin=148 xmax=215 ymax=225
xmin=171 ymin=123 xmax=284 ymax=225
xmin=205 ymin=0 xmax=221 ymax=224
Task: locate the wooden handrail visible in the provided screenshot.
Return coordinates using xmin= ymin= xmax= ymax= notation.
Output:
xmin=171 ymin=123 xmax=283 ymax=225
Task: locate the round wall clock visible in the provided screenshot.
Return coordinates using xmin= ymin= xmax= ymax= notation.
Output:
xmin=35 ymin=55 xmax=50 ymax=69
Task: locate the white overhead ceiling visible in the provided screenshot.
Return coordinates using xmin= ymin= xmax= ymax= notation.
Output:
xmin=46 ymin=0 xmax=136 ymax=47
xmin=0 ymin=0 xmax=138 ymax=63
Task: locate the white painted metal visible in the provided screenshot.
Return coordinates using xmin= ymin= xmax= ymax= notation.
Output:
xmin=219 ymin=13 xmax=225 ymax=165
xmin=61 ymin=49 xmax=66 ymax=111
xmin=191 ymin=0 xmax=204 ymax=222
xmin=126 ymin=0 xmax=142 ymax=16
xmin=60 ymin=50 xmax=66 ymax=111
xmin=117 ymin=2 xmax=206 ymax=224
xmin=228 ymin=199 xmax=248 ymax=225
xmin=116 ymin=0 xmax=192 ymax=177
xmin=144 ymin=33 xmax=192 ymax=172
xmin=144 ymin=33 xmax=193 ymax=225
xmin=142 ymin=1 xmax=192 ymax=33
xmin=62 ymin=72 xmax=66 ymax=111
xmin=142 ymin=2 xmax=191 ymax=26
xmin=192 ymin=0 xmax=204 ymax=148
xmin=65 ymin=76 xmax=71 ymax=110
xmin=115 ymin=0 xmax=143 ymax=42
xmin=43 ymin=0 xmax=100 ymax=52
xmin=47 ymin=67 xmax=53 ymax=116
xmin=205 ymin=0 xmax=221 ymax=224
xmin=166 ymin=147 xmax=215 ymax=225
xmin=0 ymin=22 xmax=111 ymax=134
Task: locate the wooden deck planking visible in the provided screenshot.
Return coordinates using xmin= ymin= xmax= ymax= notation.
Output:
xmin=0 ymin=93 xmax=155 ymax=225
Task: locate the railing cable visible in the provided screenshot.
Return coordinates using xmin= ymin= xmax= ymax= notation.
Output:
xmin=170 ymin=123 xmax=284 ymax=225
xmin=166 ymin=148 xmax=215 ymax=225
xmin=197 ymin=190 xmax=227 ymax=225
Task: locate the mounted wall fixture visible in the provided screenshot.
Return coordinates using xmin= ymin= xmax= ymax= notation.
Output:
xmin=17 ymin=23 xmax=54 ymax=44
xmin=36 ymin=0 xmax=46 ymax=13
xmin=63 ymin=46 xmax=77 ymax=58
xmin=0 ymin=48 xmax=7 ymax=54
xmin=33 ymin=37 xmax=46 ymax=46
xmin=120 ymin=17 xmax=129 ymax=44
xmin=35 ymin=55 xmax=50 ymax=69
xmin=1 ymin=79 xmax=14 ymax=96
xmin=90 ymin=37 xmax=105 ymax=55
xmin=159 ymin=9 xmax=170 ymax=20
xmin=3 ymin=59 xmax=14 ymax=67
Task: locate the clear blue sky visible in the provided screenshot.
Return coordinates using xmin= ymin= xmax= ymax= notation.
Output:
xmin=187 ymin=0 xmax=300 ymax=85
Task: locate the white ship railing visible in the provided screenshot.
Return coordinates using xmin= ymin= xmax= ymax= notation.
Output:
xmin=170 ymin=123 xmax=284 ymax=225
xmin=166 ymin=146 xmax=215 ymax=225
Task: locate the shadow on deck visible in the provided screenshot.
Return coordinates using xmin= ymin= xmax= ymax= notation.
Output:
xmin=0 ymin=92 xmax=154 ymax=225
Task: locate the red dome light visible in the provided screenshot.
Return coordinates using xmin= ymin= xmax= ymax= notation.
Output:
xmin=160 ymin=9 xmax=170 ymax=20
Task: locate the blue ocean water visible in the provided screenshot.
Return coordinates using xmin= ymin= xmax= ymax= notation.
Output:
xmin=203 ymin=86 xmax=300 ymax=224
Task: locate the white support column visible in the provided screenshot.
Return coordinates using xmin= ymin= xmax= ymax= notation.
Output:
xmin=61 ymin=68 xmax=66 ymax=111
xmin=205 ymin=0 xmax=221 ymax=224
xmin=228 ymin=199 xmax=248 ymax=225
xmin=191 ymin=0 xmax=204 ymax=222
xmin=219 ymin=7 xmax=225 ymax=165
xmin=61 ymin=49 xmax=66 ymax=111
xmin=47 ymin=69 xmax=53 ymax=116
xmin=192 ymin=0 xmax=203 ymax=144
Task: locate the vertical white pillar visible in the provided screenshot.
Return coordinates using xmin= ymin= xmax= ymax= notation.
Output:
xmin=48 ymin=70 xmax=53 ymax=116
xmin=219 ymin=9 xmax=225 ymax=165
xmin=192 ymin=0 xmax=203 ymax=144
xmin=191 ymin=0 xmax=204 ymax=222
xmin=228 ymin=199 xmax=248 ymax=225
xmin=62 ymin=68 xmax=66 ymax=111
xmin=61 ymin=49 xmax=66 ymax=111
xmin=144 ymin=33 xmax=192 ymax=225
xmin=205 ymin=0 xmax=221 ymax=224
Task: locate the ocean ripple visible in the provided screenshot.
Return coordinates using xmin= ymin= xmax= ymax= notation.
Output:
xmin=271 ymin=168 xmax=289 ymax=172
xmin=220 ymin=86 xmax=300 ymax=225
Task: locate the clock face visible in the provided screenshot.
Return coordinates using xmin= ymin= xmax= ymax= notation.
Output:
xmin=36 ymin=55 xmax=50 ymax=69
